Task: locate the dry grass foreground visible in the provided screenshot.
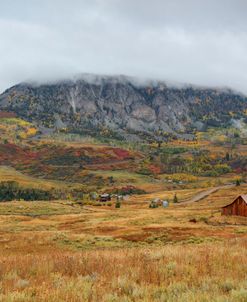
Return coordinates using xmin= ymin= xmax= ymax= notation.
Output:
xmin=0 ymin=184 xmax=246 ymax=301
xmin=0 ymin=241 xmax=246 ymax=301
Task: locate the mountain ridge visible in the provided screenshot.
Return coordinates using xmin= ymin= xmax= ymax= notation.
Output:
xmin=0 ymin=74 xmax=247 ymax=140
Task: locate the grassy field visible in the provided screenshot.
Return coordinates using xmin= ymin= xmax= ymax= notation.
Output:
xmin=0 ymin=166 xmax=83 ymax=190
xmin=0 ymin=184 xmax=246 ymax=301
xmin=0 ymin=241 xmax=246 ymax=302
xmin=0 ymin=118 xmax=246 ymax=300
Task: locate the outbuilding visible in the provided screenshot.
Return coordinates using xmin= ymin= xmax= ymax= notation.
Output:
xmin=222 ymin=195 xmax=247 ymax=217
xmin=162 ymin=200 xmax=169 ymax=208
xmin=99 ymin=193 xmax=111 ymax=202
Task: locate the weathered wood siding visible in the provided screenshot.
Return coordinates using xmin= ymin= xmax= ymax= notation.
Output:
xmin=222 ymin=196 xmax=247 ymax=217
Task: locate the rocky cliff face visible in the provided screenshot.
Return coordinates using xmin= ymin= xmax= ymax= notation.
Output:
xmin=0 ymin=75 xmax=246 ymax=140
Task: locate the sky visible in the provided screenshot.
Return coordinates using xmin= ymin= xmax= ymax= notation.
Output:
xmin=1 ymin=0 xmax=247 ymax=93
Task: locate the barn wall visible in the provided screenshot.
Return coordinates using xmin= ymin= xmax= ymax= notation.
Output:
xmin=222 ymin=197 xmax=247 ymax=217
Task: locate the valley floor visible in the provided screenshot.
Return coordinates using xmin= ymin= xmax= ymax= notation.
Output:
xmin=0 ymin=184 xmax=246 ymax=301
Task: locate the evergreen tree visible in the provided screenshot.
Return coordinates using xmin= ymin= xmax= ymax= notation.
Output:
xmin=225 ymin=152 xmax=230 ymax=161
xmin=236 ymin=179 xmax=241 ymax=186
xmin=115 ymin=199 xmax=121 ymax=208
xmin=173 ymin=193 xmax=178 ymax=203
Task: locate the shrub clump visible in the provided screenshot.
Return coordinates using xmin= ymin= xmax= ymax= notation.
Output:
xmin=111 ymin=185 xmax=146 ymax=196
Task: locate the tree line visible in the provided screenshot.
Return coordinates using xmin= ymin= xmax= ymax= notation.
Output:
xmin=0 ymin=181 xmax=53 ymax=201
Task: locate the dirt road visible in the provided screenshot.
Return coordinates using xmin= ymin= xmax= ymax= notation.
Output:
xmin=179 ymin=184 xmax=234 ymax=205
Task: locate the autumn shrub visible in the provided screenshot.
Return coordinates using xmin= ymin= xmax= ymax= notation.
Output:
xmin=111 ymin=185 xmax=146 ymax=195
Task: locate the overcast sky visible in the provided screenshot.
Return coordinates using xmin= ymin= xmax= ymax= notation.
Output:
xmin=1 ymin=0 xmax=247 ymax=93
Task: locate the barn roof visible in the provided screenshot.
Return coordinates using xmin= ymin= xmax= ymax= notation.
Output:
xmin=222 ymin=195 xmax=247 ymax=208
xmin=241 ymin=195 xmax=247 ymax=203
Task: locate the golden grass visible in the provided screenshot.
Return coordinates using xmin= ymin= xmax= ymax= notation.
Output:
xmin=0 ymin=184 xmax=246 ymax=301
xmin=0 ymin=240 xmax=246 ymax=301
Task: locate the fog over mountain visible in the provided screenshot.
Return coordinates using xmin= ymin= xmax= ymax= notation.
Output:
xmin=1 ymin=75 xmax=247 ymax=142
xmin=1 ymin=0 xmax=247 ymax=93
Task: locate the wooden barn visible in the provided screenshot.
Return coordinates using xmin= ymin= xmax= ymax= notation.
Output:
xmin=222 ymin=195 xmax=247 ymax=217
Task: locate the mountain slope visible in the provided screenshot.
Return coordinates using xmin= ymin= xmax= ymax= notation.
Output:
xmin=0 ymin=75 xmax=246 ymax=140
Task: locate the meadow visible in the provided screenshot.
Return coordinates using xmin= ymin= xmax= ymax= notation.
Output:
xmin=0 ymin=184 xmax=246 ymax=301
xmin=0 ymin=116 xmax=246 ymax=301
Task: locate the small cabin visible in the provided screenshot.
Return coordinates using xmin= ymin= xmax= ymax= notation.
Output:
xmin=222 ymin=195 xmax=247 ymax=217
xmin=99 ymin=193 xmax=111 ymax=202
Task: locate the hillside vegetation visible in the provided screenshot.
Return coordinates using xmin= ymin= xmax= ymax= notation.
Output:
xmin=0 ymin=78 xmax=246 ymax=301
xmin=0 ymin=115 xmax=245 ymax=200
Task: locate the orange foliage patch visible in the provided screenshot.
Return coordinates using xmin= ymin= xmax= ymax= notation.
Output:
xmin=148 ymin=164 xmax=161 ymax=175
